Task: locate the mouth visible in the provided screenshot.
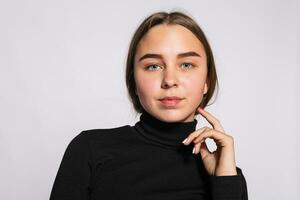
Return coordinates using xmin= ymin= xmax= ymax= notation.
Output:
xmin=159 ymin=96 xmax=183 ymax=101
xmin=159 ymin=97 xmax=184 ymax=107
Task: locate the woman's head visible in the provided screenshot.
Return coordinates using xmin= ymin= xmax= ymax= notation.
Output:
xmin=126 ymin=11 xmax=219 ymax=122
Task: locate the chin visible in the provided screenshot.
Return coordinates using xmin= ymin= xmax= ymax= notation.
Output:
xmin=154 ymin=109 xmax=194 ymax=123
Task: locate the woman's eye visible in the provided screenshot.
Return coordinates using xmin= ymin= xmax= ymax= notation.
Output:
xmin=145 ymin=63 xmax=194 ymax=71
xmin=181 ymin=63 xmax=194 ymax=69
xmin=145 ymin=64 xmax=161 ymax=71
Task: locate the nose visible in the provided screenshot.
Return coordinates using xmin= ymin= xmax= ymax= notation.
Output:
xmin=161 ymin=67 xmax=178 ymax=89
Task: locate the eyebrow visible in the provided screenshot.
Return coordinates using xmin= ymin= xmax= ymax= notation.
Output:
xmin=138 ymin=51 xmax=201 ymax=62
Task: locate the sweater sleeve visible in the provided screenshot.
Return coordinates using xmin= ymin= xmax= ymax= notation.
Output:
xmin=49 ymin=131 xmax=92 ymax=200
xmin=209 ymin=166 xmax=248 ymax=200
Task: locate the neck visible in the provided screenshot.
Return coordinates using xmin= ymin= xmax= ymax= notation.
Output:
xmin=134 ymin=110 xmax=198 ymax=149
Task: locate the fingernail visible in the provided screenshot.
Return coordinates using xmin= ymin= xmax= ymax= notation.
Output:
xmin=192 ymin=147 xmax=195 ymax=154
xmin=182 ymin=138 xmax=188 ymax=144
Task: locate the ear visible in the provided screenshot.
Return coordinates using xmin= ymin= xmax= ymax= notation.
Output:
xmin=203 ymin=82 xmax=208 ymax=95
xmin=195 ymin=82 xmax=208 ymax=115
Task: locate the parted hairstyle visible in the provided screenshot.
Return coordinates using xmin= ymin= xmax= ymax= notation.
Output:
xmin=125 ymin=10 xmax=219 ymax=115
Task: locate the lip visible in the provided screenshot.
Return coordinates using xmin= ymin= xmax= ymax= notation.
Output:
xmin=159 ymin=96 xmax=183 ymax=107
xmin=159 ymin=96 xmax=183 ymax=101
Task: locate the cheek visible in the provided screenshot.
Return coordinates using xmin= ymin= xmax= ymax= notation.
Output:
xmin=183 ymin=75 xmax=206 ymax=100
xmin=135 ymin=74 xmax=160 ymax=98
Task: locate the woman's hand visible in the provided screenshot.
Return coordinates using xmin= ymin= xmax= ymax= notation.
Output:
xmin=182 ymin=107 xmax=237 ymax=176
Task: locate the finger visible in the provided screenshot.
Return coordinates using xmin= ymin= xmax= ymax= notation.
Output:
xmin=182 ymin=127 xmax=211 ymax=145
xmin=193 ymin=141 xmax=211 ymax=161
xmin=192 ymin=129 xmax=230 ymax=147
xmin=197 ymin=108 xmax=225 ymax=133
xmin=199 ymin=141 xmax=211 ymax=159
xmin=193 ymin=142 xmax=201 ymax=154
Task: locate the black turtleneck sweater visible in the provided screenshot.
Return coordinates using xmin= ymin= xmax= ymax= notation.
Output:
xmin=50 ymin=111 xmax=248 ymax=200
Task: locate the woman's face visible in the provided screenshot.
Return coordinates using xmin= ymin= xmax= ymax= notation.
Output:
xmin=134 ymin=24 xmax=208 ymax=122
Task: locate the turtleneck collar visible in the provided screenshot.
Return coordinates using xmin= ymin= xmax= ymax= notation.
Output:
xmin=134 ymin=110 xmax=198 ymax=149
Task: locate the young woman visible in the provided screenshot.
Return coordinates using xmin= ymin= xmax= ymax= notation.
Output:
xmin=50 ymin=11 xmax=248 ymax=200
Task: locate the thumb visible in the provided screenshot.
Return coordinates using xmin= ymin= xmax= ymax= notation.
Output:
xmin=199 ymin=141 xmax=211 ymax=160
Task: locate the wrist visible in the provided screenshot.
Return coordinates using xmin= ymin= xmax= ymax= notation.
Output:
xmin=215 ymin=167 xmax=237 ymax=176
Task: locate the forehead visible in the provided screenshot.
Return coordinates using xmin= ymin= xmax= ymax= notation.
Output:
xmin=135 ymin=24 xmax=206 ymax=59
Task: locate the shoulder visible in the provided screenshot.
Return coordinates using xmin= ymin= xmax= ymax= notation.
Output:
xmin=80 ymin=124 xmax=132 ymax=141
xmin=62 ymin=125 xmax=131 ymax=157
xmin=68 ymin=125 xmax=132 ymax=147
xmin=82 ymin=125 xmax=131 ymax=137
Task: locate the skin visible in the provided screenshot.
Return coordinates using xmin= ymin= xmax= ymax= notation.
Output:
xmin=134 ymin=24 xmax=208 ymax=122
xmin=134 ymin=24 xmax=237 ymax=176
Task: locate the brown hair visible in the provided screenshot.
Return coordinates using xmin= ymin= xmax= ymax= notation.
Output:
xmin=125 ymin=10 xmax=219 ymax=115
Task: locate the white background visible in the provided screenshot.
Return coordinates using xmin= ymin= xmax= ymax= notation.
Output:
xmin=0 ymin=0 xmax=299 ymax=199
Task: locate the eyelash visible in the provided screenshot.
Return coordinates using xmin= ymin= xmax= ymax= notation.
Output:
xmin=145 ymin=63 xmax=195 ymax=71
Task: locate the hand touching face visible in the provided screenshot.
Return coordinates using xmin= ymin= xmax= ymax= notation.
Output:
xmin=182 ymin=107 xmax=238 ymax=176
